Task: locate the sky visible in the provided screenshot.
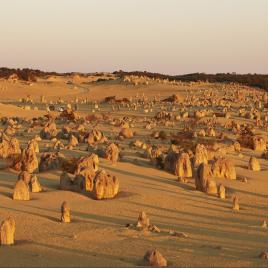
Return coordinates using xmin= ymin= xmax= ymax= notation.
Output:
xmin=0 ymin=0 xmax=267 ymax=75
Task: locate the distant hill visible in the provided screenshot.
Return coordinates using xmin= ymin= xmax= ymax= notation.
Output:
xmin=0 ymin=67 xmax=112 ymax=82
xmin=1 ymin=67 xmax=267 ymax=91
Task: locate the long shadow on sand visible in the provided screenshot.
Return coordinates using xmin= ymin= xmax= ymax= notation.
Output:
xmin=125 ymin=200 xmax=267 ymax=235
xmin=32 ymin=241 xmax=136 ymax=266
xmin=104 ymin=165 xmax=181 ymax=188
xmin=23 ymin=204 xmax=128 ymax=227
xmin=0 ymin=205 xmax=59 ymax=222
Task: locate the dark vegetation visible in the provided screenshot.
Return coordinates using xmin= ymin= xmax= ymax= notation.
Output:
xmin=174 ymin=73 xmax=268 ymax=92
xmin=0 ymin=67 xmax=59 ymax=82
xmin=114 ymin=70 xmax=268 ymax=91
xmin=0 ymin=67 xmax=267 ymax=91
xmin=0 ymin=68 xmax=89 ymax=82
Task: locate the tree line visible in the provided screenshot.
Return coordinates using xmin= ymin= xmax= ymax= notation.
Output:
xmin=114 ymin=70 xmax=268 ymax=91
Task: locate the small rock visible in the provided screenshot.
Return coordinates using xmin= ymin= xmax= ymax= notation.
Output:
xmin=136 ymin=211 xmax=150 ymax=230
xmin=241 ymin=177 xmax=248 ymax=183
xmin=143 ymin=249 xmax=167 ymax=267
xmin=148 ymin=225 xmax=161 ymax=233
xmin=72 ymin=234 xmax=77 ymax=240
xmin=178 ymin=177 xmax=188 ymax=183
xmin=169 ymin=230 xmax=188 ymax=238
xmin=259 ymin=251 xmax=268 ymax=259
xmin=232 ymin=195 xmax=239 ymax=211
xmin=218 ymin=184 xmax=225 ymax=199
xmin=61 ymin=201 xmax=71 ymax=223
xmin=261 ymin=220 xmax=267 ymax=228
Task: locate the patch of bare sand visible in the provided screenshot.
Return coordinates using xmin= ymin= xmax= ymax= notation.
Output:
xmin=0 ymin=154 xmax=268 ymax=267
xmin=0 ymin=103 xmax=46 ymax=119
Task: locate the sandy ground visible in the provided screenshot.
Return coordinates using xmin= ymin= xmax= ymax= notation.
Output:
xmin=0 ymin=103 xmax=46 ymax=119
xmin=0 ymin=76 xmax=268 ymax=267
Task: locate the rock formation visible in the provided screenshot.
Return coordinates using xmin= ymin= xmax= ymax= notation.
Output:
xmin=206 ymin=180 xmax=217 ymax=194
xmin=60 ymin=172 xmax=73 ymax=191
xmin=104 ymin=143 xmax=120 ymax=163
xmin=75 ymin=153 xmax=99 ymax=174
xmin=232 ymin=195 xmax=239 ymax=211
xmin=143 ymin=249 xmax=167 ymax=267
xmin=74 ymin=167 xmax=95 ymax=191
xmin=0 ymin=217 xmax=15 ymax=245
xmin=212 ymin=158 xmax=236 ymax=180
xmin=86 ymin=129 xmax=107 ymax=145
xmin=93 ymin=170 xmax=119 ymax=200
xmin=195 ymin=163 xmax=212 ymax=192
xmin=194 ymin=144 xmax=208 ymax=166
xmin=13 ymin=179 xmax=30 ymax=200
xmin=0 ymin=135 xmax=21 ymax=159
xmin=39 ymin=152 xmax=65 ymax=172
xmin=30 ymin=175 xmax=42 ymax=192
xmin=175 ymin=152 xmax=192 ymax=179
xmin=61 ymin=201 xmax=71 ymax=223
xmin=218 ymin=184 xmax=225 ymax=199
xmin=136 ymin=211 xmax=150 ymax=230
xmin=40 ymin=121 xmax=57 ymax=139
xmin=119 ymin=128 xmax=133 ymax=139
xmin=248 ymin=156 xmax=261 ymax=171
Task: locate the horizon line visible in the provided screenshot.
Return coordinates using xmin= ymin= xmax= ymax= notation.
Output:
xmin=0 ymin=66 xmax=267 ymax=77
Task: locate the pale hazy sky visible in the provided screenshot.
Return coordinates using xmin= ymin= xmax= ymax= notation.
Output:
xmin=0 ymin=0 xmax=267 ymax=74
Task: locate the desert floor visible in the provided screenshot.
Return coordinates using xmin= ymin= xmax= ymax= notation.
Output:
xmin=0 ymin=75 xmax=268 ymax=267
